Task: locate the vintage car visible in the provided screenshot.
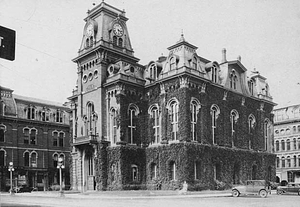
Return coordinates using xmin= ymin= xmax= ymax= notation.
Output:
xmin=276 ymin=183 xmax=300 ymax=195
xmin=232 ymin=180 xmax=271 ymax=198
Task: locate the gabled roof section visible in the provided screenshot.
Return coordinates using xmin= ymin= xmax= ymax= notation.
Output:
xmin=227 ymin=60 xmax=247 ymax=72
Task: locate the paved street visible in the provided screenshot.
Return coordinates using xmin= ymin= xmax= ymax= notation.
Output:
xmin=0 ymin=190 xmax=300 ymax=207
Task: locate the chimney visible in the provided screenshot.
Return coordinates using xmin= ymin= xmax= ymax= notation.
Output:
xmin=237 ymin=55 xmax=241 ymax=62
xmin=222 ymin=48 xmax=227 ymax=63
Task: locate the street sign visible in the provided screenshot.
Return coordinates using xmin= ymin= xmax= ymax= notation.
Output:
xmin=0 ymin=25 xmax=16 ymax=61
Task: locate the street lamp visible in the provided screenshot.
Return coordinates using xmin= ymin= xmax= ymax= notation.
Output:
xmin=57 ymin=157 xmax=65 ymax=197
xmin=8 ymin=162 xmax=14 ymax=195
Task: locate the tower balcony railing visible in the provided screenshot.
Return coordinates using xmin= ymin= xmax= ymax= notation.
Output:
xmin=73 ymin=132 xmax=98 ymax=146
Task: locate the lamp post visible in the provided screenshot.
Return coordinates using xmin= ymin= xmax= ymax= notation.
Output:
xmin=57 ymin=157 xmax=65 ymax=197
xmin=8 ymin=162 xmax=14 ymax=195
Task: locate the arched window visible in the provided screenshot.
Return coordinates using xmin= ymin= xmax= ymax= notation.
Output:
xmin=287 ymin=139 xmax=290 ymax=151
xmin=294 ymin=155 xmax=297 ymax=167
xmin=31 ymin=152 xmax=37 ymax=167
xmin=53 ymin=154 xmax=58 ymax=168
xmin=150 ymin=163 xmax=157 ymax=180
xmin=149 ymin=104 xmax=160 ymax=144
xmin=86 ymin=38 xmax=90 ymax=48
xmin=131 ymin=164 xmax=138 ymax=181
xmin=90 ymin=36 xmax=93 ymax=46
xmin=0 ymin=125 xmax=6 ymax=142
xmin=30 ymin=128 xmax=37 ymax=145
xmin=148 ymin=63 xmax=158 ymax=81
xmin=276 ymin=157 xmax=280 ymax=168
xmin=287 ymin=156 xmax=291 ymax=167
xmin=281 ymin=140 xmax=285 ymax=151
xmin=192 ymin=56 xmax=197 ymax=70
xmin=170 ymin=57 xmax=176 ymax=70
xmin=56 ymin=110 xmax=63 ymax=123
xmin=211 ymin=65 xmax=218 ymax=83
xmin=293 ymin=138 xmax=297 ymax=150
xmin=211 ymin=105 xmax=220 ymax=145
xmin=86 ymin=102 xmax=96 ymax=136
xmin=23 ymin=128 xmax=30 ymax=144
xmin=53 ymin=131 xmax=58 ymax=146
xmin=275 ymin=140 xmax=280 ymax=151
xmin=248 ymin=79 xmax=254 ymax=95
xmin=248 ymin=114 xmax=255 ymax=149
xmin=230 ymin=110 xmax=239 ymax=147
xmin=230 ymin=70 xmax=238 ymax=90
xmin=110 ymin=108 xmax=118 ymax=145
xmin=113 ymin=36 xmax=117 ymax=45
xmin=128 ymin=104 xmax=139 ymax=144
xmin=167 ymin=99 xmax=179 ymax=141
xmin=264 ymin=119 xmax=271 ymax=151
xmin=24 ymin=151 xmax=30 ymax=167
xmin=190 ymin=98 xmax=201 ymax=141
xmin=169 ymin=161 xmax=176 ymax=180
xmin=281 ymin=157 xmax=285 ymax=168
xmin=118 ymin=38 xmax=123 ymax=47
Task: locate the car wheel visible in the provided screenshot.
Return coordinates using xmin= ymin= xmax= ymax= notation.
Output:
xmin=277 ymin=190 xmax=283 ymax=195
xmin=232 ymin=189 xmax=240 ymax=197
xmin=259 ymin=190 xmax=268 ymax=198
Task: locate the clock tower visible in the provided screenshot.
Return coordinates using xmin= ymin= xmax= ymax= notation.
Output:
xmin=69 ymin=1 xmax=142 ymax=191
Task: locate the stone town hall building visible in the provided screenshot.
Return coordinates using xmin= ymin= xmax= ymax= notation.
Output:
xmin=69 ymin=2 xmax=276 ymax=191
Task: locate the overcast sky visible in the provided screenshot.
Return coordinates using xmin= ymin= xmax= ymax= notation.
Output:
xmin=1 ymin=0 xmax=300 ymax=109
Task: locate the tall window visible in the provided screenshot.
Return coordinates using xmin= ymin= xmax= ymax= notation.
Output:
xmin=86 ymin=102 xmax=96 ymax=136
xmin=31 ymin=152 xmax=37 ymax=167
xmin=30 ymin=129 xmax=37 ymax=145
xmin=264 ymin=119 xmax=271 ymax=151
xmin=294 ymin=155 xmax=297 ymax=167
xmin=128 ymin=104 xmax=139 ymax=144
xmin=149 ymin=105 xmax=160 ymax=144
xmin=214 ymin=163 xmax=221 ymax=180
xmin=169 ymin=161 xmax=176 ymax=180
xmin=118 ymin=38 xmax=123 ymax=47
xmin=53 ymin=154 xmax=58 ymax=167
xmin=59 ymin=132 xmax=64 ymax=147
xmin=281 ymin=140 xmax=285 ymax=151
xmin=168 ymin=100 xmax=179 ymax=141
xmin=275 ymin=140 xmax=280 ymax=151
xmin=230 ymin=110 xmax=239 ymax=147
xmin=170 ymin=57 xmax=176 ymax=70
xmin=88 ymin=156 xmax=94 ymax=176
xmin=0 ymin=125 xmax=5 ymax=142
xmin=190 ymin=98 xmax=200 ymax=141
xmin=276 ymin=157 xmax=280 ymax=168
xmin=211 ymin=105 xmax=220 ymax=145
xmin=149 ymin=63 xmax=158 ymax=81
xmin=131 ymin=164 xmax=138 ymax=181
xmin=281 ymin=157 xmax=285 ymax=168
xmin=287 ymin=139 xmax=290 ymax=151
xmin=27 ymin=106 xmax=36 ymax=120
xmin=248 ymin=79 xmax=254 ymax=95
xmin=150 ymin=163 xmax=157 ymax=180
xmin=192 ymin=56 xmax=197 ymax=69
xmin=110 ymin=108 xmax=118 ymax=145
xmin=56 ymin=110 xmax=63 ymax=123
xmin=24 ymin=151 xmax=30 ymax=167
xmin=0 ymin=150 xmax=5 ymax=166
xmin=293 ymin=138 xmax=297 ymax=150
xmin=211 ymin=65 xmax=218 ymax=83
xmin=287 ymin=156 xmax=291 ymax=167
xmin=24 ymin=128 xmax=30 ymax=144
xmin=248 ymin=115 xmax=255 ymax=149
xmin=194 ymin=161 xmax=201 ymax=180
xmin=230 ymin=71 xmax=238 ymax=90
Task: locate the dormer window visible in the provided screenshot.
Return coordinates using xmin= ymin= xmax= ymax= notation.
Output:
xmin=230 ymin=70 xmax=238 ymax=90
xmin=211 ymin=65 xmax=218 ymax=83
xmin=170 ymin=57 xmax=176 ymax=70
xmin=26 ymin=106 xmax=36 ymax=120
xmin=192 ymin=56 xmax=197 ymax=70
xmin=248 ymin=79 xmax=254 ymax=95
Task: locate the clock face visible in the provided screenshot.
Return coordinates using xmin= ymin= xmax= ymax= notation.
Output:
xmin=86 ymin=23 xmax=94 ymax=36
xmin=113 ymin=23 xmax=124 ymax=37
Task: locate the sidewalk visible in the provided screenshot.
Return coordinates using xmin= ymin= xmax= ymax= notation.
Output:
xmin=1 ymin=189 xmax=233 ymax=199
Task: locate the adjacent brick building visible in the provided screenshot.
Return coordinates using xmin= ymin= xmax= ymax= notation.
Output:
xmin=273 ymin=105 xmax=300 ymax=183
xmin=69 ymin=2 xmax=277 ymax=191
xmin=0 ymin=86 xmax=71 ymax=191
